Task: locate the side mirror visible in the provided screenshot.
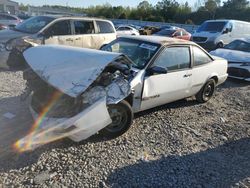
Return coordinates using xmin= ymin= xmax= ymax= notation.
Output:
xmin=222 ymin=28 xmax=229 ymax=34
xmin=147 ymin=66 xmax=168 ymax=75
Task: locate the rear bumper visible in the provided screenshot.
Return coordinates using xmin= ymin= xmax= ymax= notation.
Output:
xmin=228 ymin=67 xmax=250 ymax=81
xmin=228 ymin=75 xmax=250 ymax=81
xmin=217 ymin=73 xmax=228 ymax=85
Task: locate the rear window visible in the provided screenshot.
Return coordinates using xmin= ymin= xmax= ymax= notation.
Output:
xmin=193 ymin=46 xmax=212 ymax=66
xmin=96 ymin=21 xmax=114 ymax=33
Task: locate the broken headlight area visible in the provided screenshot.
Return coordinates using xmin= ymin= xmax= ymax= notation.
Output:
xmin=23 ymin=60 xmax=132 ymax=119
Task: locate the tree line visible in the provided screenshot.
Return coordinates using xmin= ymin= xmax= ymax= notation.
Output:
xmin=19 ymin=0 xmax=250 ymax=25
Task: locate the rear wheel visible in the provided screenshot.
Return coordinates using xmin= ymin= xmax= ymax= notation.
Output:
xmin=100 ymin=100 xmax=133 ymax=138
xmin=216 ymin=42 xmax=224 ymax=49
xmin=196 ymin=79 xmax=216 ymax=103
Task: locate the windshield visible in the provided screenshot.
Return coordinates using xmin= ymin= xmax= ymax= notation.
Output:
xmin=154 ymin=29 xmax=175 ymax=36
xmin=101 ymin=39 xmax=160 ymax=69
xmin=224 ymin=40 xmax=250 ymax=53
xmin=14 ymin=16 xmax=55 ymax=34
xmin=197 ymin=21 xmax=227 ymax=32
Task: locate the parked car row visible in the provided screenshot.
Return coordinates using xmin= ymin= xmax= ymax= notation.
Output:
xmin=1 ymin=15 xmax=249 ymax=151
xmin=0 ymin=13 xmax=22 ymax=30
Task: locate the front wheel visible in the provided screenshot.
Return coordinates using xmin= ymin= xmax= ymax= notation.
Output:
xmin=196 ymin=79 xmax=216 ymax=103
xmin=100 ymin=100 xmax=133 ymax=138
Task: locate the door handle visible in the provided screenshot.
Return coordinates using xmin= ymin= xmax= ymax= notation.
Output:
xmin=66 ymin=38 xmax=74 ymax=42
xmin=183 ymin=74 xmax=192 ymax=78
xmin=75 ymin=37 xmax=81 ymax=40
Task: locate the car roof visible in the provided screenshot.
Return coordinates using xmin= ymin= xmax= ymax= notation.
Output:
xmin=31 ymin=15 xmax=113 ymax=23
xmin=54 ymin=16 xmax=112 ymax=22
xmin=119 ymin=35 xmax=195 ymax=46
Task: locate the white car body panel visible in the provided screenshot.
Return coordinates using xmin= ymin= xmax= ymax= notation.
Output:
xmin=116 ymin=26 xmax=140 ymax=36
xmin=190 ymin=60 xmax=228 ymax=95
xmin=141 ymin=69 xmax=192 ymax=111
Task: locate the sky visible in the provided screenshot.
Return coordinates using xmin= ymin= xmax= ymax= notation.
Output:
xmin=13 ymin=0 xmax=198 ymax=8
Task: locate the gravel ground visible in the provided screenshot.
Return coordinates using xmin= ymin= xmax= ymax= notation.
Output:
xmin=0 ymin=70 xmax=249 ymax=188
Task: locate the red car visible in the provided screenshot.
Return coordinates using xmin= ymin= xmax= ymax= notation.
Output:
xmin=153 ymin=28 xmax=191 ymax=41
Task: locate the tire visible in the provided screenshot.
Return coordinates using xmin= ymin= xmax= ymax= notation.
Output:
xmin=100 ymin=100 xmax=133 ymax=138
xmin=196 ymin=79 xmax=216 ymax=103
xmin=216 ymin=42 xmax=223 ymax=49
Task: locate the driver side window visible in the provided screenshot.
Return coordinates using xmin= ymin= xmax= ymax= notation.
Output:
xmin=46 ymin=20 xmax=71 ymax=36
xmin=153 ymin=46 xmax=190 ymax=71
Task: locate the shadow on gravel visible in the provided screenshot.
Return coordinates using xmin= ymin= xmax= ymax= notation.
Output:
xmin=135 ymin=99 xmax=199 ymax=119
xmin=219 ymin=78 xmax=250 ymax=89
xmin=106 ymin=137 xmax=250 ymax=187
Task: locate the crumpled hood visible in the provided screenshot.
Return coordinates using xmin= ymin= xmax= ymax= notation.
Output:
xmin=23 ymin=45 xmax=124 ymax=98
xmin=0 ymin=29 xmax=31 ymax=43
xmin=210 ymin=48 xmax=250 ymax=63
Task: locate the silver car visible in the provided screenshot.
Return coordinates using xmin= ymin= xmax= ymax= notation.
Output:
xmin=15 ymin=36 xmax=228 ymax=152
xmin=0 ymin=13 xmax=22 ymax=30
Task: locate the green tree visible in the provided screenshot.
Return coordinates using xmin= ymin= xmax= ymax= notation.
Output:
xmin=155 ymin=0 xmax=180 ymax=22
xmin=223 ymin=0 xmax=249 ymax=9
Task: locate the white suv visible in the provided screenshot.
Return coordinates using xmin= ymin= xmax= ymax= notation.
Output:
xmin=0 ymin=16 xmax=117 ymax=68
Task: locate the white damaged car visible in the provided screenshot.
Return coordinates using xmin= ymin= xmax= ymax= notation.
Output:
xmin=210 ymin=38 xmax=250 ymax=81
xmin=17 ymin=36 xmax=228 ymax=151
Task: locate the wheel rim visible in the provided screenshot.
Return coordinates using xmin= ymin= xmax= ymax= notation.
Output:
xmin=203 ymin=82 xmax=214 ymax=100
xmin=106 ymin=106 xmax=128 ymax=133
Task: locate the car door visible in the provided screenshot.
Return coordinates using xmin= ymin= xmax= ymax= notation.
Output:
xmin=72 ymin=19 xmax=97 ymax=49
xmin=140 ymin=46 xmax=193 ymax=111
xmin=189 ymin=45 xmax=215 ymax=96
xmin=44 ymin=20 xmax=74 ymax=47
xmin=95 ymin=20 xmax=116 ymax=48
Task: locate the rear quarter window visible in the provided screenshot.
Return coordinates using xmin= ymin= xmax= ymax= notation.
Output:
xmin=193 ymin=46 xmax=212 ymax=66
xmin=96 ymin=21 xmax=115 ymax=33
